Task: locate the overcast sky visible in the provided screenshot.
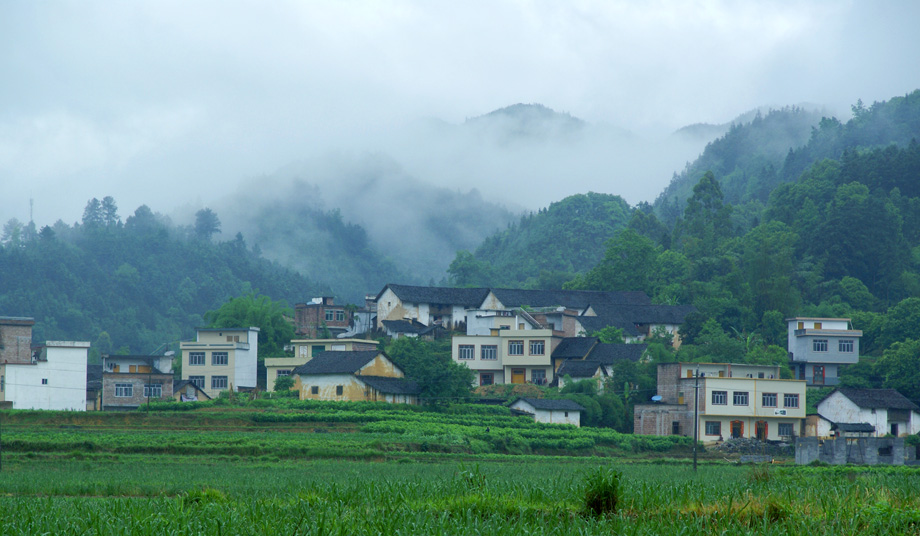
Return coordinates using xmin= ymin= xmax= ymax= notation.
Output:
xmin=2 ymin=0 xmax=919 ymax=226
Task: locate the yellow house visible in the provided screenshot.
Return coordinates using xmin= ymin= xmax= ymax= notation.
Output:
xmin=265 ymin=338 xmax=378 ymax=391
xmin=452 ymin=329 xmax=559 ymax=387
xmin=292 ymin=350 xmax=419 ymax=404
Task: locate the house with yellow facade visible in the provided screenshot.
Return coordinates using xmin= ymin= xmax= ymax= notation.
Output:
xmin=292 ymin=350 xmax=419 ymax=404
xmin=634 ymin=362 xmax=806 ymax=442
xmin=264 ymin=338 xmax=378 ymax=391
xmin=180 ymin=327 xmax=259 ymax=398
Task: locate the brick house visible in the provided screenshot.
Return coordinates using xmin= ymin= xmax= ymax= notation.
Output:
xmin=102 ymin=354 xmax=175 ymax=410
xmin=294 ymin=297 xmax=353 ymax=338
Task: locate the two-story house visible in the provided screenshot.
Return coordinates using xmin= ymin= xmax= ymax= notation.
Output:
xmin=294 ymin=297 xmax=353 ymax=338
xmin=101 ymin=354 xmax=174 ymax=410
xmin=292 ymin=350 xmax=419 ymax=404
xmin=787 ymin=317 xmax=861 ymax=386
xmin=180 ymin=327 xmax=259 ymax=398
xmin=452 ymin=329 xmax=559 ymax=387
xmin=634 ymin=362 xmax=806 ymax=442
xmin=264 ymin=338 xmax=378 ymax=391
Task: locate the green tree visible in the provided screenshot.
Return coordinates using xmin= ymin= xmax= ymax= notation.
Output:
xmin=876 ymin=339 xmax=920 ymax=405
xmin=447 ymin=250 xmax=493 ymax=287
xmin=564 ymin=229 xmax=659 ymax=294
xmin=385 ymin=338 xmax=473 ymax=399
xmin=204 ymin=293 xmax=295 ymax=357
xmin=194 ymin=208 xmax=221 ymax=241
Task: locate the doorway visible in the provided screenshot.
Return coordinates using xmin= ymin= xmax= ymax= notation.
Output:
xmin=755 ymin=420 xmax=768 ymax=441
xmin=813 ymin=365 xmax=825 ymax=385
xmin=511 ymin=368 xmax=525 ymax=384
xmin=730 ymin=420 xmax=744 ymax=439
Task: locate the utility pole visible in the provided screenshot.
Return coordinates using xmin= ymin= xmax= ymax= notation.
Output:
xmin=693 ymin=366 xmax=700 ymax=472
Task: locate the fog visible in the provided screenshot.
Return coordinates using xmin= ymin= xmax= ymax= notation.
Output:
xmin=2 ymin=1 xmax=919 ymax=227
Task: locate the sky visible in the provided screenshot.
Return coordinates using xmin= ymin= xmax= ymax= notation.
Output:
xmin=2 ymin=0 xmax=919 ymax=227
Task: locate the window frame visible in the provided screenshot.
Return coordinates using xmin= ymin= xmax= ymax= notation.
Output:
xmin=813 ymin=339 xmax=828 ymax=352
xmin=733 ymin=391 xmax=749 ymax=406
xmin=479 ymin=372 xmax=494 ymax=386
xmin=115 ymin=383 xmax=133 ymax=397
xmin=762 ymin=392 xmax=777 ymax=408
xmin=325 ymin=310 xmax=335 ymax=321
xmin=211 ymin=375 xmax=228 ymax=390
xmin=188 ymin=352 xmax=205 ymax=366
xmin=783 ymin=393 xmax=799 ymax=408
xmin=335 ymin=385 xmax=344 ymax=396
xmin=335 ymin=310 xmax=345 ymax=322
xmin=188 ymin=376 xmax=205 ymax=389
xmin=529 ymin=340 xmax=545 ymax=355
xmin=508 ymin=340 xmax=524 ymax=356
xmin=277 ymin=369 xmax=292 ymax=377
xmin=481 ymin=345 xmax=497 ymax=360
xmin=310 ymin=385 xmax=319 ymax=395
xmin=211 ymin=352 xmax=229 ymax=366
xmin=531 ymin=369 xmax=546 ymax=385
xmin=458 ymin=344 xmax=475 ymax=360
xmin=711 ymin=390 xmax=727 ymax=405
xmin=839 ymin=339 xmax=854 ymax=353
xmin=144 ymin=383 xmax=162 ymax=398
xmin=778 ymin=423 xmax=794 ymax=437
xmin=705 ymin=421 xmax=721 ymax=436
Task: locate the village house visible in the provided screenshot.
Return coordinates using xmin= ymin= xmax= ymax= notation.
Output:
xmin=294 ymin=297 xmax=353 ymax=338
xmin=180 ymin=327 xmax=259 ymax=398
xmin=0 ymin=316 xmax=90 ymax=411
xmin=453 ymin=328 xmax=558 ymax=387
xmin=786 ymin=317 xmax=861 ymax=386
xmin=510 ymin=397 xmax=585 ymax=426
xmin=292 ymin=350 xmax=419 ymax=404
xmin=101 ymin=354 xmax=175 ymax=410
xmin=264 ymin=338 xmax=378 ymax=391
xmin=811 ymin=388 xmax=920 ymax=438
xmin=634 ymin=362 xmax=806 ymax=442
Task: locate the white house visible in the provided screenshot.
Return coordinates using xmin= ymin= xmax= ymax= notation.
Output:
xmin=180 ymin=327 xmax=259 ymax=398
xmin=510 ymin=397 xmax=584 ymax=426
xmin=815 ymin=388 xmax=920 ymax=437
xmin=1 ymin=341 xmax=90 ymax=411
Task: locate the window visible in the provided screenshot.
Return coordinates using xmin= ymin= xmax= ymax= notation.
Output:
xmin=310 ymin=385 xmax=319 ymax=395
xmin=311 ymin=345 xmax=325 ymax=357
xmin=480 ymin=373 xmax=494 ymax=386
xmin=814 ymin=322 xmax=822 ymax=329
xmin=839 ymin=339 xmax=854 ymax=352
xmin=481 ymin=345 xmax=497 ymax=360
xmin=1 ymin=375 xmax=4 ymax=392
xmin=336 ymin=385 xmax=343 ymax=396
xmin=813 ymin=339 xmax=828 ymax=352
xmin=212 ymin=352 xmax=229 ymax=366
xmin=778 ymin=423 xmax=794 ymax=437
xmin=705 ymin=421 xmax=721 ymax=436
xmin=41 ymin=378 xmax=48 ymax=385
xmin=325 ymin=310 xmax=335 ymax=321
xmin=189 ymin=376 xmax=205 ymax=389
xmin=712 ymin=391 xmax=727 ymax=405
xmin=211 ymin=376 xmax=228 ymax=390
xmin=115 ymin=383 xmax=133 ymax=397
xmin=531 ymin=369 xmax=546 ymax=385
xmin=733 ymin=391 xmax=749 ymax=406
xmin=762 ymin=393 xmax=777 ymax=407
xmin=277 ymin=369 xmax=291 ymax=377
xmin=672 ymin=421 xmax=681 ymax=435
xmin=529 ymin=340 xmax=545 ymax=355
xmin=335 ymin=310 xmax=345 ymax=322
xmin=188 ymin=352 xmax=205 ymax=366
xmin=458 ymin=345 xmax=475 ymax=360
xmin=144 ymin=384 xmax=162 ymax=398
xmin=784 ymin=393 xmax=799 ymax=408
xmin=508 ymin=340 xmax=524 ymax=355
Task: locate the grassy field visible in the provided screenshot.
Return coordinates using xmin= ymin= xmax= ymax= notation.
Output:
xmin=0 ymin=405 xmax=918 ymax=534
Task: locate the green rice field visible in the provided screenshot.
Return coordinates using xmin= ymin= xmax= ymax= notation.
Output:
xmin=0 ymin=405 xmax=917 ymax=534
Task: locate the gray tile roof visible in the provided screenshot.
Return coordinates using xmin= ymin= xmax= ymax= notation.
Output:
xmin=832 ymin=388 xmax=920 ymax=411
xmin=515 ymin=397 xmax=585 ymax=412
xmin=551 ymin=337 xmax=598 ymax=359
xmin=490 ymin=288 xmax=651 ymax=310
xmin=379 ymin=284 xmax=490 ymax=307
xmin=577 ymin=314 xmax=641 ymax=337
xmin=555 ymin=360 xmax=604 ymax=378
xmin=587 ymin=343 xmax=647 ymax=364
xmin=292 ymin=350 xmax=383 ymax=375
xmin=831 ymin=422 xmax=876 ymax=433
xmin=359 ymin=375 xmax=420 ymax=395
xmin=382 ymin=319 xmax=427 ymax=334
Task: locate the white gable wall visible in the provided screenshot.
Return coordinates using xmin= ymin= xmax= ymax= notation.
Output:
xmin=5 ymin=342 xmax=88 ymax=410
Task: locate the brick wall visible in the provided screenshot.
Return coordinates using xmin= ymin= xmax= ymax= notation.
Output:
xmin=102 ymin=374 xmax=174 ymax=408
xmin=294 ymin=304 xmax=352 ymax=337
xmin=0 ymin=321 xmax=34 ymax=365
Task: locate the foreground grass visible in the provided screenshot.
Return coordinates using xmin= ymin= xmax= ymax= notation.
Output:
xmin=0 ymin=455 xmax=918 ymax=535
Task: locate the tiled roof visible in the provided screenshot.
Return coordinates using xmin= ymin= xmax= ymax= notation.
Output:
xmin=832 ymin=388 xmax=920 ymax=411
xmin=359 ymin=375 xmax=420 ymax=395
xmin=490 ymin=288 xmax=651 ymax=310
xmin=515 ymin=397 xmax=585 ymax=412
xmin=292 ymin=350 xmax=382 ymax=375
xmin=382 ymin=319 xmax=427 ymax=334
xmin=587 ymin=343 xmax=647 ymax=364
xmin=555 ymin=360 xmax=604 ymax=378
xmin=576 ymin=314 xmax=641 ymax=337
xmin=379 ymin=284 xmax=490 ymax=307
xmin=831 ymin=422 xmax=876 ymax=433
xmin=551 ymin=337 xmax=598 ymax=359
xmin=173 ymin=380 xmax=213 ymax=399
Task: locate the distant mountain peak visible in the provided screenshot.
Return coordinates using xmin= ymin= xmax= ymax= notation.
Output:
xmin=464 ymin=103 xmax=585 ymax=142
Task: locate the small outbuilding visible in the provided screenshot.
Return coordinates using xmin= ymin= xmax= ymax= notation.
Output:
xmin=510 ymin=397 xmax=585 ymax=427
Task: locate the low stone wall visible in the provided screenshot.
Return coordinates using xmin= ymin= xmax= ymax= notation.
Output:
xmin=796 ymin=437 xmax=916 ymax=465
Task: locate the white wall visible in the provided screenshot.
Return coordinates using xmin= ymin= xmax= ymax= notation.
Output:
xmin=5 ymin=342 xmax=88 ymax=410
xmin=233 ymin=327 xmax=259 ymax=390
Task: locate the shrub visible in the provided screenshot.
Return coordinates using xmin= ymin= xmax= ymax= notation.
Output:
xmin=583 ymin=467 xmax=621 ymax=516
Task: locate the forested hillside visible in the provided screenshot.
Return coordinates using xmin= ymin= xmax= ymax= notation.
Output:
xmin=0 ymin=199 xmax=327 ymax=354
xmin=447 ymin=193 xmax=632 ymax=288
